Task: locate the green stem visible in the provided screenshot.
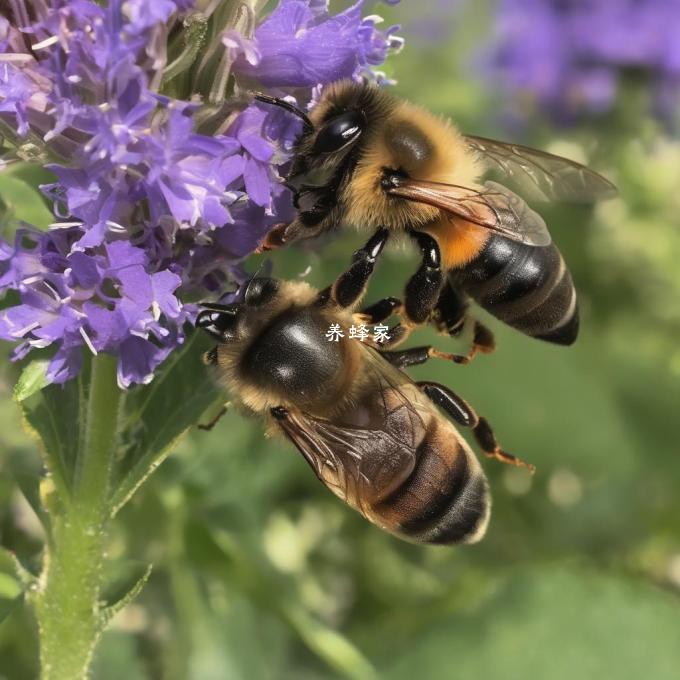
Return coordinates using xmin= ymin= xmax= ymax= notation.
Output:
xmin=34 ymin=354 xmax=122 ymax=680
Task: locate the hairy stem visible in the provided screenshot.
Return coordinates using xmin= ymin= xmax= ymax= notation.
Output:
xmin=34 ymin=354 xmax=122 ymax=680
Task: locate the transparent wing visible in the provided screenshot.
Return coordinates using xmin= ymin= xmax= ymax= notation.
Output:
xmin=275 ymin=353 xmax=428 ymax=512
xmin=385 ymin=176 xmax=552 ymax=246
xmin=465 ymin=134 xmax=618 ymax=203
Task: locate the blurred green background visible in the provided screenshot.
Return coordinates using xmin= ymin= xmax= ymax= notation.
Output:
xmin=1 ymin=1 xmax=679 ymax=678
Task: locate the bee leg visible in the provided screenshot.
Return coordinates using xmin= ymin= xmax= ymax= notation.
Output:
xmin=255 ymin=222 xmax=290 ymax=252
xmin=379 ymin=346 xmax=431 ymax=368
xmin=197 ymin=402 xmax=230 ymax=431
xmin=417 ymin=381 xmax=536 ymax=473
xmin=328 ymin=228 xmax=390 ymax=308
xmin=380 ymin=345 xmax=471 ymax=368
xmin=363 ymin=322 xmax=412 ymax=350
xmin=366 ymin=231 xmax=446 ymax=348
xmin=353 ymin=298 xmax=413 ymax=349
xmin=357 ymin=297 xmax=403 ymax=324
xmin=432 ymin=282 xmax=496 ymax=363
xmin=404 ymin=231 xmax=445 ymax=326
xmin=451 ymin=321 xmax=496 ymax=365
xmin=432 ymin=281 xmax=469 ymax=336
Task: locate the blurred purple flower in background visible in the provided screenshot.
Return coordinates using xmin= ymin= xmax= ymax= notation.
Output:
xmin=488 ymin=0 xmax=680 ymax=126
xmin=0 ymin=0 xmax=402 ymax=387
xmin=395 ymin=0 xmax=461 ymax=43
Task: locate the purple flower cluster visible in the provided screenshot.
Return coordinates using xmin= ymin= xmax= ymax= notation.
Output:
xmin=0 ymin=0 xmax=402 ymax=387
xmin=488 ymin=0 xmax=680 ymax=125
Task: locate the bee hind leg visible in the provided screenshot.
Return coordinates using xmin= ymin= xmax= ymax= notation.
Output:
xmin=454 ymin=320 xmax=496 ymax=365
xmin=432 ymin=282 xmax=496 ymax=363
xmin=474 ymin=417 xmax=535 ymax=473
xmin=417 ymin=381 xmax=535 ymax=473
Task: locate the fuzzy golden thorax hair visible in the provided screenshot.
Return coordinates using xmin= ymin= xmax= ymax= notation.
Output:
xmin=294 ymin=81 xmax=483 ymax=234
xmin=209 ymin=280 xmax=371 ymax=422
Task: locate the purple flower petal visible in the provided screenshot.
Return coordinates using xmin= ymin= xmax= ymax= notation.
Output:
xmin=243 ymin=156 xmax=272 ymax=208
xmin=67 ymin=251 xmax=101 ymax=289
xmin=117 ymin=336 xmax=171 ymax=388
xmin=46 ymin=344 xmax=83 ymax=384
xmin=83 ymin=302 xmax=127 ymax=350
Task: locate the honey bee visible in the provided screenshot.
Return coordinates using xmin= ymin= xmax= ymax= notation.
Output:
xmin=255 ymin=82 xmax=617 ymax=359
xmin=196 ymin=264 xmax=533 ymax=545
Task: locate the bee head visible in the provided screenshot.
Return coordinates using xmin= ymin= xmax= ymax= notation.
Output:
xmin=196 ymin=277 xmax=281 ymax=343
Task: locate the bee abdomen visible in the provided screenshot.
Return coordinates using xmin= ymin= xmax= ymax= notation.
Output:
xmin=375 ymin=434 xmax=490 ymax=545
xmin=450 ymin=236 xmax=579 ymax=345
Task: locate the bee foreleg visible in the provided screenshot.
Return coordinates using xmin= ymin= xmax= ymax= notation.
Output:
xmin=404 ymin=231 xmax=445 ymax=325
xmin=330 ymin=228 xmax=389 ymax=308
xmin=418 ymin=381 xmax=535 ymax=473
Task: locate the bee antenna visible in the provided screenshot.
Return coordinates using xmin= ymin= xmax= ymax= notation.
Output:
xmin=253 ymin=93 xmax=313 ymax=131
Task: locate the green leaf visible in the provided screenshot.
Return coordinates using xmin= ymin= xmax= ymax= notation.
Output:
xmin=0 ymin=593 xmax=23 ymax=625
xmin=0 ymin=548 xmax=27 ymax=625
xmin=14 ymin=359 xmax=51 ymax=402
xmin=99 ymin=562 xmax=153 ymax=630
xmin=282 ymin=604 xmax=379 ymax=680
xmin=206 ymin=528 xmax=378 ymax=680
xmin=0 ymin=173 xmax=53 ymax=230
xmin=385 ymin=567 xmax=680 ymax=680
xmin=18 ymin=358 xmax=91 ymax=500
xmin=12 ymin=467 xmax=49 ymax=533
xmin=110 ymin=331 xmax=222 ymax=515
xmin=14 ymin=334 xmax=221 ymax=516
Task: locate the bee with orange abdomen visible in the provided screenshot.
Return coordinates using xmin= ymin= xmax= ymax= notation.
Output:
xmin=196 ymin=264 xmax=533 ymax=545
xmin=255 ymin=81 xmax=617 ymax=359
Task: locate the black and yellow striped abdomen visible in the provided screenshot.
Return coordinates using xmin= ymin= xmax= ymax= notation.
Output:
xmin=449 ymin=234 xmax=579 ymax=345
xmin=370 ymin=416 xmax=490 ymax=545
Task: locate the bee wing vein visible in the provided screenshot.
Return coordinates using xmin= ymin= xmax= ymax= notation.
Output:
xmin=465 ymin=134 xmax=618 ymax=203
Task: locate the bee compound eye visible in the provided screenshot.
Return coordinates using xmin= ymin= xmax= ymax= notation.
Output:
xmin=244 ymin=277 xmax=279 ymax=307
xmin=311 ymin=111 xmax=365 ymax=154
xmin=195 ymin=306 xmax=240 ymax=341
xmin=195 ymin=310 xmax=219 ymax=328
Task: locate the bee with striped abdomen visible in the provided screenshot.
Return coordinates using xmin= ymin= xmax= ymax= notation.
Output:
xmin=255 ymin=81 xmax=617 ymax=359
xmin=196 ymin=262 xmax=533 ymax=545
